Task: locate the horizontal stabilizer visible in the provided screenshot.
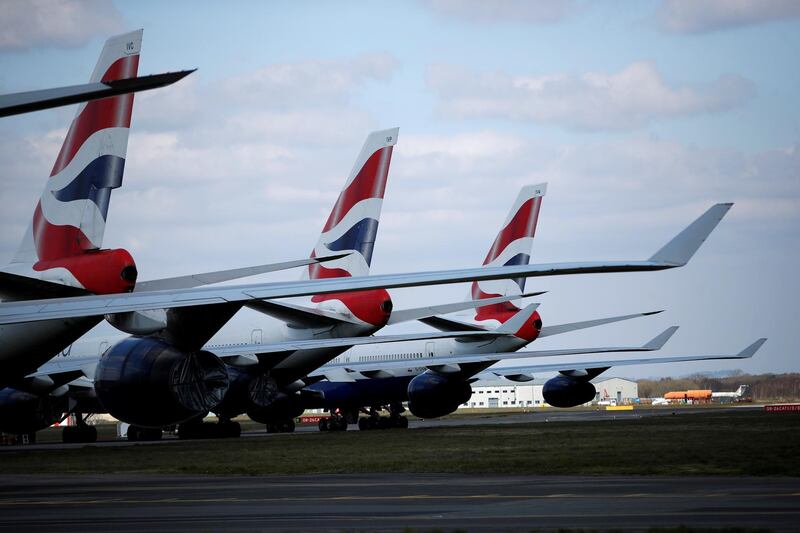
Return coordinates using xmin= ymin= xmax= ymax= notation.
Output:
xmin=539 ymin=310 xmax=663 ymax=338
xmin=135 ymin=253 xmax=349 ymax=292
xmin=495 ymin=303 xmax=540 ymax=334
xmin=387 ymin=291 xmax=545 ymax=325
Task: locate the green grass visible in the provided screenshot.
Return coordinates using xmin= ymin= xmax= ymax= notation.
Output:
xmin=1 ymin=410 xmax=798 ymax=476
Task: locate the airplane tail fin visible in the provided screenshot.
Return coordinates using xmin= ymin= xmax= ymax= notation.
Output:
xmin=307 ymin=128 xmax=398 ymax=280
xmin=470 ymin=184 xmax=546 ymax=324
xmin=13 ymin=30 xmax=142 ymax=266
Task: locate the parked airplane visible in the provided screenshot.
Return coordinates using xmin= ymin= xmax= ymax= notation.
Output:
xmin=0 ymin=129 xmax=547 ymax=440
xmin=0 ymin=30 xmax=336 ymax=439
xmin=0 ymin=201 xmax=736 ymax=432
xmin=263 ymin=185 xmax=668 ymax=429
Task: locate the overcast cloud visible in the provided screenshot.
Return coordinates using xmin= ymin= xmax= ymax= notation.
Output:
xmin=428 ymin=62 xmax=756 ymax=131
xmin=0 ymin=0 xmax=123 ymax=51
xmin=657 ymin=0 xmax=800 ymax=33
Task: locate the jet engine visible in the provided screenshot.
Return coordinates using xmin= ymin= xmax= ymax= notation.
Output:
xmin=406 ymin=371 xmax=472 ymax=419
xmin=0 ymin=388 xmax=65 ymax=434
xmin=542 ymin=375 xmax=597 ymax=408
xmin=94 ymin=337 xmax=229 ymax=428
xmin=247 ymin=393 xmax=304 ymax=424
xmin=213 ymin=366 xmax=279 ymax=418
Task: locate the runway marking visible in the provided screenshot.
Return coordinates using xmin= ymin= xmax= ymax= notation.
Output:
xmin=1 ymin=491 xmax=798 ymax=506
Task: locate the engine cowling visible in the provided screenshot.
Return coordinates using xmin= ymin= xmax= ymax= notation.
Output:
xmin=542 ymin=376 xmax=597 ymax=408
xmin=213 ymin=366 xmax=279 ymax=418
xmin=0 ymin=388 xmax=65 ymax=434
xmin=94 ymin=337 xmax=229 ymax=428
xmin=247 ymin=393 xmax=304 ymax=424
xmin=406 ymin=372 xmax=472 ymax=419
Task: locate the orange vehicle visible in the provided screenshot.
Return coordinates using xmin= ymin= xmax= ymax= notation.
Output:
xmin=664 ymin=389 xmax=712 ymax=400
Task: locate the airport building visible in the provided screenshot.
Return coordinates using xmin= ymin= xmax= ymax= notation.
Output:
xmin=461 ymin=377 xmax=639 ymax=408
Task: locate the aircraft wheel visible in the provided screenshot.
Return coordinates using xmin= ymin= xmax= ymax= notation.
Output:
xmin=285 ymin=420 xmax=295 ymax=433
xmin=318 ymin=418 xmax=328 ymax=432
xmin=358 ymin=418 xmax=369 ymax=431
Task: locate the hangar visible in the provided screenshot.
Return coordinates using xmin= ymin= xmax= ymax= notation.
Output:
xmin=462 ymin=377 xmax=639 ymax=408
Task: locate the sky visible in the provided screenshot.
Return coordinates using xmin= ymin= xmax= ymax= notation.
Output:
xmin=0 ymin=0 xmax=798 ymax=379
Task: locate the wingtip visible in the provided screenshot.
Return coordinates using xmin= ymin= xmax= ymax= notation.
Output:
xmin=643 ymin=310 xmax=665 ymax=316
xmin=645 ymin=325 xmax=679 ymax=349
xmin=738 ymin=338 xmax=767 ymax=357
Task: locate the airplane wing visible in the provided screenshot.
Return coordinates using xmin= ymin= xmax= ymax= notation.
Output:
xmin=538 ymin=310 xmax=664 ymax=338
xmin=0 ymin=204 xmax=732 ymax=325
xmin=310 ymin=327 xmax=679 ymax=376
xmin=0 ymin=255 xmax=343 ymax=302
xmin=0 ymin=70 xmax=195 ymax=118
xmin=480 ymin=338 xmax=766 ymax=381
xmin=134 ymin=254 xmax=348 ymax=292
xmin=386 ymin=291 xmax=545 ymax=325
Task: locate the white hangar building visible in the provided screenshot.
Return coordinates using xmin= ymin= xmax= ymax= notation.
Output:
xmin=461 ymin=377 xmax=639 ymax=408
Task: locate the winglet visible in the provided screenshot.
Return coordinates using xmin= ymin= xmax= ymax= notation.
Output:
xmin=643 ymin=326 xmax=679 ymax=350
xmin=495 ymin=303 xmax=540 ymax=334
xmin=738 ymin=338 xmax=767 ymax=358
xmin=648 ymin=203 xmax=733 ymax=266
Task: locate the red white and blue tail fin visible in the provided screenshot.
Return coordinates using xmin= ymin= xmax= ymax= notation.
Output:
xmin=471 ymin=183 xmax=546 ymax=323
xmin=308 ymin=128 xmax=398 ymax=280
xmin=13 ymin=30 xmax=141 ymax=266
xmin=7 ymin=30 xmax=142 ymax=294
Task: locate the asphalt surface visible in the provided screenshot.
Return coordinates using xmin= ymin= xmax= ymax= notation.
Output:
xmin=0 ymin=405 xmax=756 ymax=452
xmin=0 ymin=473 xmax=797 ymax=531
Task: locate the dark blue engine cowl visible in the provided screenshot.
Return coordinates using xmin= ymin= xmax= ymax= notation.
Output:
xmin=95 ymin=337 xmax=229 ymax=428
xmin=406 ymin=372 xmax=471 ymax=419
xmin=0 ymin=388 xmax=65 ymax=434
xmin=542 ymin=376 xmax=597 ymax=408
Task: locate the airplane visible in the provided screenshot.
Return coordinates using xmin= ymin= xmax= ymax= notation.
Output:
xmin=0 ymin=199 xmax=737 ymax=439
xmin=0 ymin=30 xmax=338 ymax=440
xmin=256 ymin=187 xmax=723 ymax=430
xmin=0 ymin=129 xmax=551 ymax=440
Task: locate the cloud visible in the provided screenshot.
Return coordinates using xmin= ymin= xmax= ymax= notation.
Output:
xmin=427 ymin=61 xmax=755 ymax=131
xmin=422 ymin=0 xmax=577 ymax=24
xmin=222 ymin=53 xmax=399 ymax=108
xmin=657 ymin=0 xmax=800 ymax=33
xmin=0 ymin=0 xmax=124 ymax=51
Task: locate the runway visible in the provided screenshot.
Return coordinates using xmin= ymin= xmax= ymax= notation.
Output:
xmin=0 ymin=473 xmax=797 ymax=531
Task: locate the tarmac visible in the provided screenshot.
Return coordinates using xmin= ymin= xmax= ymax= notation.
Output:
xmin=0 ymin=405 xmax=754 ymax=452
xmin=0 ymin=473 xmax=797 ymax=531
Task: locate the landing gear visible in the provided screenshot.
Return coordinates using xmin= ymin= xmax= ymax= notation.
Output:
xmin=177 ymin=417 xmax=241 ymax=439
xmin=318 ymin=408 xmax=352 ymax=431
xmin=62 ymin=413 xmax=98 ymax=443
xmin=357 ymin=403 xmax=408 ymax=431
xmin=265 ymin=419 xmax=295 ymax=433
xmin=127 ymin=425 xmax=163 ymax=441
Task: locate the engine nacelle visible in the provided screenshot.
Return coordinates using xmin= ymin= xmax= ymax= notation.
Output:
xmin=406 ymin=372 xmax=472 ymax=419
xmin=0 ymin=388 xmax=65 ymax=434
xmin=213 ymin=366 xmax=279 ymax=418
xmin=94 ymin=337 xmax=229 ymax=428
xmin=247 ymin=393 xmax=304 ymax=424
xmin=542 ymin=375 xmax=597 ymax=408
